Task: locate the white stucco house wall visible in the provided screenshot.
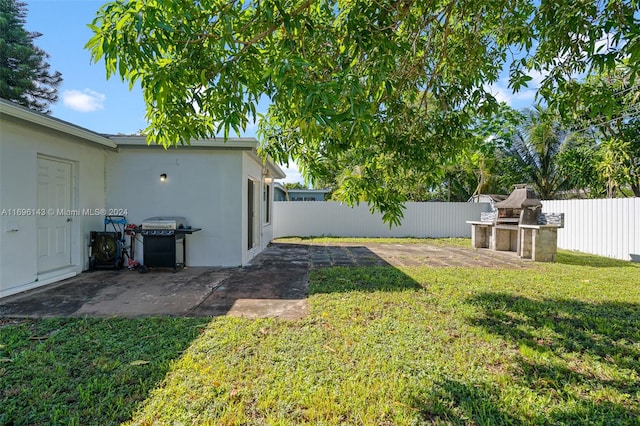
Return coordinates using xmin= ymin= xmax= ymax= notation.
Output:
xmin=0 ymin=99 xmax=116 ymax=298
xmin=106 ymin=136 xmax=285 ymax=268
xmin=0 ymin=99 xmax=285 ymax=299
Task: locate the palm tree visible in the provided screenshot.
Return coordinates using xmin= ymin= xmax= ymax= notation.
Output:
xmin=500 ymin=107 xmax=571 ymax=199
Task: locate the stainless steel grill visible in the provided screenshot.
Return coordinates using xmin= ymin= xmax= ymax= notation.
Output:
xmin=141 ymin=216 xmax=186 ymax=231
xmin=138 ymin=216 xmax=200 ymax=272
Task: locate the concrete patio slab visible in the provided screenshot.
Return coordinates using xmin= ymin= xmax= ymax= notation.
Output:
xmin=0 ymin=267 xmax=233 ymax=318
xmin=0 ymin=241 xmax=529 ymax=319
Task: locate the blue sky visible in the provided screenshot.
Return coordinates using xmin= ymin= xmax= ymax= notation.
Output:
xmin=24 ymin=1 xmax=147 ymax=134
xmin=23 ymin=0 xmax=539 ymax=183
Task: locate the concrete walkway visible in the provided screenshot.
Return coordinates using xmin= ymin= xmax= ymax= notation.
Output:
xmin=0 ymin=242 xmax=527 ymax=319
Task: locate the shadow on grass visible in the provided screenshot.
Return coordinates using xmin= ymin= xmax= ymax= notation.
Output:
xmin=282 ymin=242 xmax=426 ymax=294
xmin=462 ymin=292 xmax=640 ymax=424
xmin=309 ymin=266 xmax=423 ymax=294
xmin=0 ymin=317 xmax=209 ymax=426
xmin=409 ymin=379 xmax=523 ymax=425
xmin=555 ymin=251 xmax=639 ymax=268
xmin=411 ymin=376 xmax=638 ymax=425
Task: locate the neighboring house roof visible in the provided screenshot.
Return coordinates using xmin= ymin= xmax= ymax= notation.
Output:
xmin=467 ymin=194 xmax=508 ymax=203
xmin=287 ymin=189 xmax=331 ymax=194
xmin=0 ymin=98 xmax=117 ymax=149
xmin=468 ymin=194 xmax=508 ymax=211
xmin=273 ymin=182 xmax=330 ymax=194
xmin=108 ymin=135 xmax=286 ymax=179
xmin=273 ymin=183 xmax=330 ymax=201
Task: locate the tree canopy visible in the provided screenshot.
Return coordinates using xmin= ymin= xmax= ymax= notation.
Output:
xmin=566 ymin=64 xmax=640 ymax=197
xmin=499 ymin=107 xmax=573 ymax=199
xmin=0 ymin=0 xmax=62 ymax=113
xmin=86 ymin=0 xmax=640 ymax=223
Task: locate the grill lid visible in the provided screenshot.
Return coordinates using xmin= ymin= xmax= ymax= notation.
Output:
xmin=494 ymin=185 xmax=541 ymax=210
xmin=141 ymin=216 xmax=186 ymax=230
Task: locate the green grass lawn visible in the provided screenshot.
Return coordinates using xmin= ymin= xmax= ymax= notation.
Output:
xmin=275 ymin=236 xmax=471 ymax=247
xmin=1 ymin=243 xmax=639 ymax=425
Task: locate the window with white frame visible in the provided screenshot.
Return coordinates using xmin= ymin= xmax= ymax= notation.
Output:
xmin=263 ymin=183 xmax=271 ymax=224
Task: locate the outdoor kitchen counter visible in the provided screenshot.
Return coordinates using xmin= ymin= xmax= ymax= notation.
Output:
xmin=518 ymin=224 xmax=561 ymax=262
xmin=467 ymin=221 xmax=494 ymax=250
xmin=467 ymin=220 xmax=561 ymax=262
xmin=467 ymin=220 xmax=519 ymax=252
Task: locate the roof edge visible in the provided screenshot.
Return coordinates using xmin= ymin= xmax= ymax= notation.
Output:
xmin=264 ymin=157 xmax=286 ymax=179
xmin=111 ymin=135 xmax=287 ymax=179
xmin=0 ymin=98 xmax=117 ymax=149
xmin=108 ymin=135 xmax=260 ymax=149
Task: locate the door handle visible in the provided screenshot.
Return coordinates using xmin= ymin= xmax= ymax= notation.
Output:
xmin=67 ymin=218 xmax=72 ymax=222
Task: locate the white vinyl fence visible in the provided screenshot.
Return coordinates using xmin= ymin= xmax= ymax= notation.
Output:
xmin=273 ymin=201 xmax=491 ymax=239
xmin=543 ymin=198 xmax=640 ymax=262
xmin=274 ymin=198 xmax=640 ymax=262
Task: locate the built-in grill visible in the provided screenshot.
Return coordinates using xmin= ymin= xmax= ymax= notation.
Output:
xmin=487 ymin=185 xmax=542 ymax=252
xmin=138 ymin=216 xmax=200 ymax=272
xmin=493 ymin=184 xmax=542 ymax=226
xmin=468 ymin=185 xmax=563 ymax=262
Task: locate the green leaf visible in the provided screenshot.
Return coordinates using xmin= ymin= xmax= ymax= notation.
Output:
xmin=85 ymin=0 xmax=640 ymax=223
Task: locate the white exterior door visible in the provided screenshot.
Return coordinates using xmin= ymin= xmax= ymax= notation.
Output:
xmin=37 ymin=156 xmax=73 ymax=273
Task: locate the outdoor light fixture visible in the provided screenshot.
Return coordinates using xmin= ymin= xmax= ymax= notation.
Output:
xmin=160 ymin=173 xmax=167 ymax=182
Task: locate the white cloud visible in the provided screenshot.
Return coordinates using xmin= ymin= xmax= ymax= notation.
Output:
xmin=485 ymin=83 xmax=514 ymax=104
xmin=278 ymin=160 xmax=305 ymax=185
xmin=62 ymin=89 xmax=106 ymax=112
xmin=484 ymin=79 xmax=537 ymax=109
xmin=527 ymin=69 xmax=547 ymax=86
